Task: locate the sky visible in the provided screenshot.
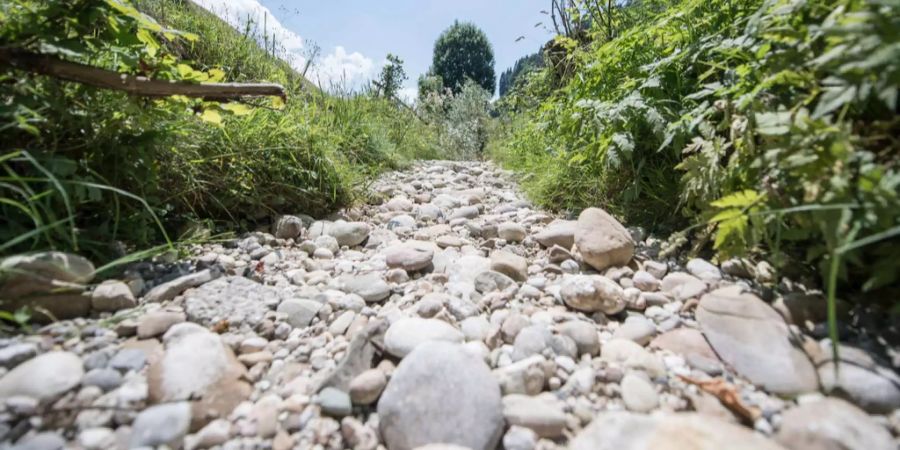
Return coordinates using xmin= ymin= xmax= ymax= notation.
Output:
xmin=192 ymin=0 xmax=553 ymax=101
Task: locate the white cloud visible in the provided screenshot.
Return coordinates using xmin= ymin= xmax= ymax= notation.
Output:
xmin=192 ymin=0 xmax=375 ymax=90
xmin=398 ymin=87 xmax=418 ymax=104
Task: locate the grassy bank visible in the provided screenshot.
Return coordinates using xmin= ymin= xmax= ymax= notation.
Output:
xmin=491 ymin=0 xmax=899 ymax=297
xmin=0 ymin=0 xmax=437 ymax=263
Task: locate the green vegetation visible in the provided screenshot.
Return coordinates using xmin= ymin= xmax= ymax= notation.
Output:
xmin=0 ymin=0 xmax=437 ymax=263
xmin=498 ymin=52 xmax=543 ymax=98
xmin=491 ymin=0 xmax=899 ymax=299
xmin=425 ymin=21 xmax=496 ymax=95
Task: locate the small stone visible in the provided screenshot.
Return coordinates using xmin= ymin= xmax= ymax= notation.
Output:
xmin=613 ymin=315 xmax=657 ymax=346
xmin=277 ymin=299 xmax=322 ymax=328
xmin=503 ymin=426 xmax=538 ymax=450
xmin=560 ymin=275 xmax=626 ymax=315
xmin=498 ymin=222 xmax=527 ymax=242
xmin=12 ymin=432 xmax=66 ymax=450
xmin=512 ymin=325 xmax=552 ymax=361
xmin=137 ymin=311 xmax=186 ymax=338
xmin=0 ymin=343 xmax=38 ymax=369
xmin=601 ymin=339 xmax=665 ymax=377
xmin=574 ymin=208 xmax=634 ymax=272
xmin=661 ymin=272 xmax=707 ymax=301
xmin=329 ymin=221 xmax=370 ymax=247
xmin=189 ymin=419 xmax=232 ymax=449
xmin=686 ymin=258 xmax=722 ymax=282
xmin=108 ymin=348 xmax=147 ymax=372
xmin=533 ymin=220 xmax=577 ymax=249
xmin=556 ymin=320 xmax=600 ymax=356
xmin=82 ymin=368 xmax=123 ymax=392
xmin=342 ymin=417 xmax=379 ymax=450
xmin=78 ymin=428 xmax=116 ymax=450
xmin=384 ymin=318 xmax=464 ymax=358
xmin=475 ymin=271 xmax=516 ymax=293
xmin=385 ymin=242 xmax=434 ymax=272
xmin=502 ymin=394 xmax=567 ymax=438
xmin=490 ymin=251 xmax=528 ymax=282
xmin=91 ymin=280 xmax=137 ymax=312
xmin=349 ymin=369 xmax=387 ymax=405
xmin=273 ymin=215 xmax=304 ymax=239
xmin=130 ymin=402 xmax=192 ymax=448
xmin=643 ymin=261 xmax=668 ymax=279
xmin=318 ymin=387 xmax=352 ymax=417
xmin=343 ymin=273 xmax=391 ymax=303
xmin=632 ymin=271 xmax=660 ymax=292
xmin=143 ymin=269 xmax=217 ymax=303
xmin=620 ymin=372 xmax=659 ymax=412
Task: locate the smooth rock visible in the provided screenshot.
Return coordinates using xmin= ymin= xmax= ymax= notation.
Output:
xmin=502 ymin=394 xmax=567 ymax=438
xmin=534 ymin=220 xmax=576 ymax=249
xmin=574 ymin=208 xmax=634 ymax=272
xmin=385 ymin=242 xmax=434 ymax=272
xmin=147 ymin=324 xmax=250 ymax=427
xmin=343 ymin=273 xmax=391 ymax=303
xmin=137 ymin=311 xmax=186 ymax=338
xmin=378 ymin=341 xmax=504 ymax=450
xmin=697 ymin=286 xmax=818 ymax=395
xmin=277 ymin=299 xmax=322 ymax=328
xmin=620 ymin=373 xmax=659 ymax=412
xmin=318 ymin=387 xmax=352 ymax=417
xmin=143 ymin=269 xmax=217 ymax=303
xmin=556 ymin=321 xmax=600 ymax=356
xmin=570 ymin=412 xmax=786 ymax=450
xmin=512 ymin=325 xmax=552 ymax=361
xmin=613 ymin=316 xmax=657 ymax=346
xmin=384 ymin=318 xmax=464 ymax=358
xmin=649 ymin=328 xmax=721 ymax=374
xmin=91 ymin=280 xmax=137 ymax=312
xmin=474 ymin=271 xmax=516 ymax=293
xmin=560 ymin=275 xmax=626 ymax=315
xmin=490 ymin=251 xmax=528 ymax=282
xmin=349 ymin=369 xmax=387 ymax=405
xmin=775 ymin=397 xmax=895 ymax=450
xmin=601 ymin=339 xmax=665 ymax=377
xmin=0 ymin=343 xmax=38 ymax=369
xmin=660 ymin=272 xmax=706 ymax=301
xmin=329 ymin=221 xmax=370 ymax=247
xmin=273 ymin=215 xmax=303 ymax=239
xmin=498 ymin=222 xmax=527 ymax=242
xmin=503 ymin=426 xmax=538 ymax=450
xmin=0 ymin=351 xmax=84 ymax=401
xmin=130 ymin=402 xmax=192 ymax=448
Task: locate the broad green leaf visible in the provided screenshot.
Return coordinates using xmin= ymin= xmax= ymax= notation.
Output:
xmin=199 ymin=109 xmax=223 ymax=125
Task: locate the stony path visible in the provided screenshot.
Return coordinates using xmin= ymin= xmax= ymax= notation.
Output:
xmin=0 ymin=161 xmax=898 ymax=450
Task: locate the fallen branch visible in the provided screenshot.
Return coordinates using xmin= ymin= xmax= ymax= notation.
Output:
xmin=0 ymin=48 xmax=286 ymax=101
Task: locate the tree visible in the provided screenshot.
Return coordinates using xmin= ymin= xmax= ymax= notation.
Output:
xmin=375 ymin=54 xmax=407 ymax=99
xmin=498 ymin=52 xmax=543 ymax=97
xmin=430 ymin=21 xmax=496 ymax=94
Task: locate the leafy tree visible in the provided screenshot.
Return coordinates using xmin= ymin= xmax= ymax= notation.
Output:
xmin=499 ymin=52 xmax=543 ymax=97
xmin=376 ymin=53 xmax=407 ymax=99
xmin=430 ymin=21 xmax=496 ymax=94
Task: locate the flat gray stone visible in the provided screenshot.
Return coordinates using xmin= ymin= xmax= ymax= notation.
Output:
xmin=384 ymin=318 xmax=464 ymax=358
xmin=697 ymin=286 xmax=818 ymax=395
xmin=130 ymin=402 xmax=192 ymax=448
xmin=775 ymin=398 xmax=895 ymax=450
xmin=185 ymin=277 xmax=289 ymax=327
xmin=502 ymin=394 xmax=567 ymax=438
xmin=144 ymin=269 xmax=218 ymax=303
xmin=342 ymin=273 xmax=391 ymax=303
xmin=277 ymin=299 xmax=322 ymax=328
xmin=0 ymin=351 xmax=83 ymax=401
xmin=378 ymin=341 xmax=503 ymax=450
xmin=571 ymin=412 xmax=786 ymax=450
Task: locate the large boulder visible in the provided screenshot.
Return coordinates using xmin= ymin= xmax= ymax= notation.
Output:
xmin=571 ymin=412 xmax=786 ymax=450
xmin=0 ymin=252 xmax=95 ymax=321
xmin=775 ymin=398 xmax=895 ymax=450
xmin=696 ymin=286 xmax=818 ymax=395
xmin=147 ymin=323 xmax=251 ymax=429
xmin=573 ymin=208 xmax=634 ymax=272
xmin=377 ymin=341 xmax=504 ymax=450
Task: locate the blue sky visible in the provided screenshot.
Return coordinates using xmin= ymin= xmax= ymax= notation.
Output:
xmin=193 ymin=0 xmax=553 ymax=100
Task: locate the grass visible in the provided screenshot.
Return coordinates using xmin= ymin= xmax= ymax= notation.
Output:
xmin=0 ymin=0 xmax=438 ymax=265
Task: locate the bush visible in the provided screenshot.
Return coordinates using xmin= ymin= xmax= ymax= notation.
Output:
xmin=0 ymin=0 xmax=436 ymax=262
xmin=492 ymin=0 xmax=900 ymax=296
xmin=421 ymin=80 xmax=492 ymax=160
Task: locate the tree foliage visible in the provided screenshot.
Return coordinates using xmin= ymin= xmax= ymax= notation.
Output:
xmin=499 ymin=52 xmax=543 ymax=97
xmin=430 ymin=21 xmax=496 ymax=94
xmin=376 ymin=53 xmax=407 ymax=100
